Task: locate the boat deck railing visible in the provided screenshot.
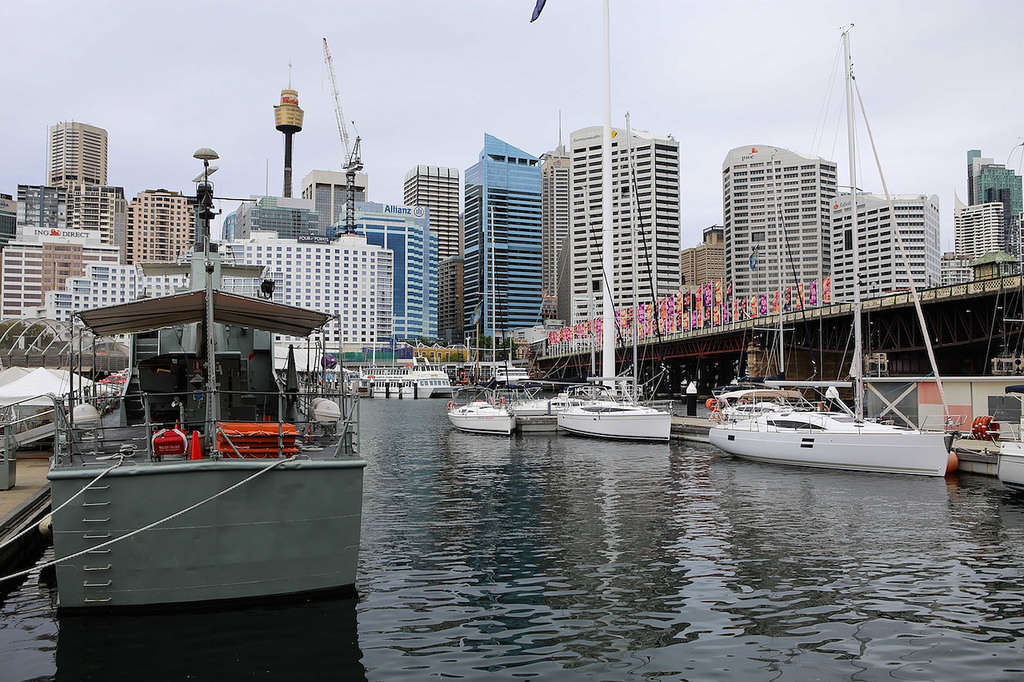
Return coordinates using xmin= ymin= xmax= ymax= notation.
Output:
xmin=52 ymin=388 xmax=360 ymax=468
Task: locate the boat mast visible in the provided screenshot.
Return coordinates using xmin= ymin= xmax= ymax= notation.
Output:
xmin=600 ymin=0 xmax=615 ymax=384
xmin=843 ymin=28 xmax=864 ymax=421
xmin=193 ymin=147 xmax=220 ymax=441
xmin=627 ymin=112 xmax=638 ymax=399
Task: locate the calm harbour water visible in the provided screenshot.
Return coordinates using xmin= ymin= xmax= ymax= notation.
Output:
xmin=2 ymin=398 xmax=1024 ymax=680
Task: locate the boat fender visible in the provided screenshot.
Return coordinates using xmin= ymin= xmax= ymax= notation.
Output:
xmin=38 ymin=514 xmax=53 ymax=540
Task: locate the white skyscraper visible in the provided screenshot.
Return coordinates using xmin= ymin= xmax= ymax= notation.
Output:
xmin=831 ymin=193 xmax=942 ymax=301
xmin=954 ymin=193 xmax=1005 ymax=262
xmin=540 ymin=146 xmax=570 ymax=302
xmin=568 ymin=126 xmax=680 ymax=323
xmin=722 ymin=146 xmax=837 ymax=301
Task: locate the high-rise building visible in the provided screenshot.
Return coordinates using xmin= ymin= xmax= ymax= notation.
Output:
xmin=438 ymin=256 xmax=465 ymax=344
xmin=222 ymin=232 xmax=393 ymax=353
xmin=966 ymin=149 xmax=1023 ymax=259
xmin=830 ymin=193 xmax=941 ymax=300
xmin=300 ymin=169 xmax=369 ymax=232
xmin=680 ymin=225 xmax=725 ymax=288
xmin=404 ymin=165 xmax=460 ymax=262
xmin=0 ymin=194 xmax=17 ymax=249
xmin=954 ymin=193 xmax=1004 ymax=262
xmin=540 ymin=146 xmax=570 ymax=306
xmin=48 ymin=121 xmax=108 ymax=187
xmin=568 ymin=126 xmax=681 ymax=324
xmin=233 ymin=196 xmax=320 ymax=240
xmin=723 ymin=146 xmax=837 ymax=301
xmin=66 ymin=183 xmax=127 ymax=257
xmin=463 ymin=134 xmax=542 ymax=337
xmin=17 ymin=184 xmax=67 ymax=233
xmin=125 ymin=189 xmax=195 ymax=264
xmin=353 ymin=201 xmax=438 ymax=342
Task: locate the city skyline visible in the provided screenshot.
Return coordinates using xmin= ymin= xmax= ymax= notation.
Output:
xmin=2 ymin=1 xmax=1023 ymax=251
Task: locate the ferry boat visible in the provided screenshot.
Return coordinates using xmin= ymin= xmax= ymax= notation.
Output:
xmin=361 ymin=356 xmax=453 ymax=399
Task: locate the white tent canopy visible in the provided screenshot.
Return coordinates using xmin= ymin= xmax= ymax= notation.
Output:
xmin=0 ymin=367 xmax=94 ymax=407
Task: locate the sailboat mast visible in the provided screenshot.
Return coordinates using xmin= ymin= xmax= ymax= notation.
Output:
xmin=601 ymin=0 xmax=615 ymax=383
xmin=627 ymin=112 xmax=638 ymax=392
xmin=843 ymin=28 xmax=864 ymax=421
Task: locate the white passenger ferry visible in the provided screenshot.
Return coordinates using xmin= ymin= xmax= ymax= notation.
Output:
xmin=361 ymin=357 xmax=454 ymax=399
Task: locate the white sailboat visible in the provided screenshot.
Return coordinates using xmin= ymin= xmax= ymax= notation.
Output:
xmin=555 ymin=79 xmax=671 ymax=441
xmin=708 ymin=29 xmax=952 ymax=476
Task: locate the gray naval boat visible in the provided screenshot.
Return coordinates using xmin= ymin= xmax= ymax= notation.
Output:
xmin=47 ymin=149 xmax=366 ymax=611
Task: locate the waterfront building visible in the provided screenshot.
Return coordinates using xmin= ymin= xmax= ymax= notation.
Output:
xmin=222 ymin=231 xmax=393 ymax=353
xmin=232 ymin=195 xmax=320 ymax=241
xmin=940 ymin=251 xmax=973 ymax=285
xmin=221 ymin=209 xmax=238 ymax=242
xmin=723 ymin=146 xmax=837 ymax=301
xmin=438 ymin=256 xmax=464 ymax=344
xmin=48 ymin=121 xmax=107 ymax=187
xmin=404 ymin=165 xmax=460 ymax=262
xmin=463 ymin=134 xmax=542 ymax=337
xmin=350 ymin=201 xmax=437 ymax=342
xmin=0 ymin=225 xmax=119 ymax=318
xmin=40 ymin=263 xmax=185 ymax=323
xmin=540 ymin=146 xmax=570 ymax=306
xmin=568 ymin=126 xmax=681 ymax=323
xmin=681 ymin=225 xmax=725 ymax=287
xmin=967 ymin=149 xmax=1023 ymax=259
xmin=830 ymin=193 xmax=941 ymax=301
xmin=0 ymin=194 xmax=17 ymax=249
xmin=954 ymin=193 xmax=1005 ymax=262
xmin=125 ymin=189 xmax=195 ymax=264
xmin=300 ymin=169 xmax=369 ymax=231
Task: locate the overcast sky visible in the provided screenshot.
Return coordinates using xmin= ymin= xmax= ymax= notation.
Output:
xmin=3 ymin=1 xmax=1022 ymax=250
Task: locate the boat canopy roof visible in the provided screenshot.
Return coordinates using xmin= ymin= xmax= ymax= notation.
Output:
xmin=77 ymin=290 xmax=330 ymax=338
xmin=1005 ymin=385 xmax=1024 ymax=395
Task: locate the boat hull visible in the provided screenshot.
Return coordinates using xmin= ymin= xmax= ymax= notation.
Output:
xmin=557 ymin=406 xmax=671 ymax=442
xmin=48 ymin=458 xmax=365 ymax=610
xmin=998 ymin=440 xmax=1024 ymax=491
xmin=709 ymin=424 xmax=949 ymax=476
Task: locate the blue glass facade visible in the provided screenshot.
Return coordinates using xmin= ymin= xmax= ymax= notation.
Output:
xmin=353 ymin=201 xmax=437 ymax=341
xmin=464 ymin=134 xmax=542 ymax=337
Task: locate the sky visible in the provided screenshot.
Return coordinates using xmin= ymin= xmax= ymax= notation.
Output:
xmin=2 ymin=0 xmax=1023 ymax=251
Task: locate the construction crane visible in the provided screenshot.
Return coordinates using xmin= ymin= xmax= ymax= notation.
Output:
xmin=322 ymin=36 xmax=363 ymax=235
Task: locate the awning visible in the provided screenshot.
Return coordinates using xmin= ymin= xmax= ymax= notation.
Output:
xmin=76 ymin=290 xmax=331 ymax=338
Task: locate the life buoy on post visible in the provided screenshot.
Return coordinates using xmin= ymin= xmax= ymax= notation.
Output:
xmin=971 ymin=415 xmax=1000 ymax=441
xmin=705 ymin=398 xmax=717 ymax=411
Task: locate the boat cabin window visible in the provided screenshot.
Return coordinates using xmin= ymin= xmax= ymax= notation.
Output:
xmin=767 ymin=419 xmax=824 ymax=431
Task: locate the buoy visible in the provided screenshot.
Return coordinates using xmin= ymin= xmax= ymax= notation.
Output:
xmin=970 ymin=415 xmax=1000 ymax=441
xmin=705 ymin=398 xmax=716 ymax=410
xmin=190 ymin=430 xmax=202 ymax=460
xmin=946 ymin=451 xmax=959 ymax=475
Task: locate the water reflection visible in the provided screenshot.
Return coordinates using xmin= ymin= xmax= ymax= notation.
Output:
xmin=55 ymin=596 xmax=364 ymax=681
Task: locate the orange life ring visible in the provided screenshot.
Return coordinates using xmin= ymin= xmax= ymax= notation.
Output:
xmin=705 ymin=398 xmax=716 ymax=410
xmin=971 ymin=415 xmax=1000 ymax=441
xmin=498 ymin=397 xmax=506 ymax=406
xmin=447 ymin=401 xmax=455 ymax=411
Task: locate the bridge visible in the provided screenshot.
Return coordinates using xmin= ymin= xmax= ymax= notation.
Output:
xmin=535 ymin=275 xmax=1024 ymax=395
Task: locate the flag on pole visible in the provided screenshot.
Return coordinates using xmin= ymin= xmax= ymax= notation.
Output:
xmin=470 ymin=301 xmax=483 ymax=325
xmin=531 ymin=0 xmax=547 ymax=22
xmin=748 ymin=244 xmax=759 ymax=270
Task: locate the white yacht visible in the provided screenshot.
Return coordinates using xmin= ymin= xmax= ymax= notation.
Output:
xmin=447 ymin=390 xmax=515 ymax=435
xmin=556 ymin=381 xmax=671 ymax=442
xmin=997 ymin=385 xmax=1024 ymax=491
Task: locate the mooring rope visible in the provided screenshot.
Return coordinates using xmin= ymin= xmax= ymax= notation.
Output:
xmin=0 ymin=457 xmax=125 ymax=559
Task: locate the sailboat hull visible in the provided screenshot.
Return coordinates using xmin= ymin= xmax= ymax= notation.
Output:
xmin=709 ymin=418 xmax=950 ymax=476
xmin=998 ymin=440 xmax=1024 ymax=491
xmin=557 ymin=402 xmax=671 ymax=442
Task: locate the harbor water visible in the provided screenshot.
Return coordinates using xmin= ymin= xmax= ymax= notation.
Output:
xmin=2 ymin=398 xmax=1024 ymax=680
